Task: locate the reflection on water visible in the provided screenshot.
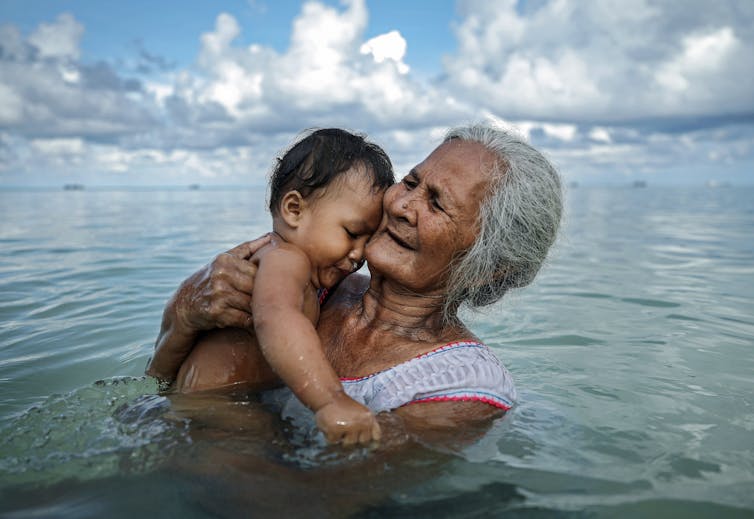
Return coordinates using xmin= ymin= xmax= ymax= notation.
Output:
xmin=1 ymin=187 xmax=754 ymax=517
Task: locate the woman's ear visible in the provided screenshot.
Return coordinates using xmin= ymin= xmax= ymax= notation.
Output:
xmin=279 ymin=190 xmax=306 ymax=228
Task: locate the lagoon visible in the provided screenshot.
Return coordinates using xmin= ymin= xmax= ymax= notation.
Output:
xmin=1 ymin=186 xmax=753 ymax=517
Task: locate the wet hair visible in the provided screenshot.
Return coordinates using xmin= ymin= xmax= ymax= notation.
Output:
xmin=442 ymin=123 xmax=563 ymax=323
xmin=269 ymin=128 xmax=394 ymax=215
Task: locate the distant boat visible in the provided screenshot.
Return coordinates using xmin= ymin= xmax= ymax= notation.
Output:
xmin=705 ymin=180 xmax=730 ymax=188
xmin=632 ymin=180 xmax=647 ymax=188
xmin=63 ymin=184 xmax=84 ymax=191
xmin=188 ymin=184 xmax=200 ymax=190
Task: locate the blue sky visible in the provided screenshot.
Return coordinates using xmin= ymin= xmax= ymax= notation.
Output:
xmin=0 ymin=0 xmax=456 ymax=76
xmin=1 ymin=0 xmax=752 ymax=186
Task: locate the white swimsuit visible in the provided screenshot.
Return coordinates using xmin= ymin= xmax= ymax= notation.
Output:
xmin=269 ymin=341 xmax=516 ymax=424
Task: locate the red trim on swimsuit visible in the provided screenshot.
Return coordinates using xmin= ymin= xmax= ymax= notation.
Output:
xmin=410 ymin=395 xmax=512 ymax=411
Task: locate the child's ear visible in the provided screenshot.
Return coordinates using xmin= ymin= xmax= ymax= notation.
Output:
xmin=280 ymin=190 xmax=306 ymax=227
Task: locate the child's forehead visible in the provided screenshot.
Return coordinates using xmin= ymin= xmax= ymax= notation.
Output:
xmin=317 ymin=167 xmax=384 ymax=200
xmin=307 ymin=174 xmax=385 ymax=224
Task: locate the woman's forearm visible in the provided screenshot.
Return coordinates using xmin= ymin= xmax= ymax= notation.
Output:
xmin=145 ymin=291 xmax=199 ymax=383
xmin=145 ymin=236 xmax=271 ymax=383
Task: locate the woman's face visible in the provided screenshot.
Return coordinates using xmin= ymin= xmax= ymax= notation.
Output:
xmin=366 ymin=140 xmax=497 ymax=293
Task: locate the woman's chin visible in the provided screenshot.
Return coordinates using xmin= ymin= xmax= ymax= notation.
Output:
xmin=364 ymin=246 xmax=392 ymax=275
xmin=364 ymin=253 xmax=413 ymax=287
xmin=367 ymin=233 xmax=405 ymax=266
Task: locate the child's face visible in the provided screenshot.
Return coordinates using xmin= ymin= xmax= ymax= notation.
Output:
xmin=295 ymin=167 xmax=385 ymax=289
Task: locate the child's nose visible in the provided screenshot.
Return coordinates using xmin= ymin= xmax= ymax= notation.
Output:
xmin=349 ymin=236 xmax=369 ymax=261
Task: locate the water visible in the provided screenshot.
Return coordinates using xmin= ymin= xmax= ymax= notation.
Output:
xmin=1 ymin=186 xmax=753 ymax=517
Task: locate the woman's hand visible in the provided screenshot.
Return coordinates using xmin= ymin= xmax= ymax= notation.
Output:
xmin=175 ymin=236 xmax=271 ymax=332
xmin=146 ymin=234 xmax=271 ymax=382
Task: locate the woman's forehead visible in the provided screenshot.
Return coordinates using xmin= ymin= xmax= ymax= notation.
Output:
xmin=422 ymin=140 xmax=496 ymax=173
xmin=415 ymin=141 xmax=496 ymax=200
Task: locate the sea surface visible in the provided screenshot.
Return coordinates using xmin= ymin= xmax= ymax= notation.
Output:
xmin=0 ymin=185 xmax=753 ymax=518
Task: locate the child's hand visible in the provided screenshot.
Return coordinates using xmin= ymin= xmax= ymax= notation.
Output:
xmin=314 ymin=392 xmax=381 ymax=446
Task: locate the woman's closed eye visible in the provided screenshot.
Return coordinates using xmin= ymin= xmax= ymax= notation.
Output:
xmin=402 ymin=176 xmax=418 ymax=189
xmin=345 ymin=228 xmax=359 ymax=239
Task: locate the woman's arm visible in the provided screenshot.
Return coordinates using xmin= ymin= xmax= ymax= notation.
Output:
xmin=381 ymin=401 xmax=503 ymax=447
xmin=146 ymin=236 xmax=271 ymax=382
xmin=395 ymin=401 xmax=504 ymax=429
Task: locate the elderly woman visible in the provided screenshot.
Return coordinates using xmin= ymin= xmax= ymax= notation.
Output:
xmin=146 ymin=123 xmax=562 ymax=436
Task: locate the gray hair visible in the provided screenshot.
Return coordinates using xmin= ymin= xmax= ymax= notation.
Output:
xmin=443 ymin=123 xmax=563 ymax=322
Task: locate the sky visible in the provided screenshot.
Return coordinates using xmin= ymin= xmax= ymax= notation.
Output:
xmin=0 ymin=0 xmax=753 ymax=187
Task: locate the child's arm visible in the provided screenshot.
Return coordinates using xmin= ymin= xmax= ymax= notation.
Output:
xmin=252 ymin=247 xmax=381 ymax=445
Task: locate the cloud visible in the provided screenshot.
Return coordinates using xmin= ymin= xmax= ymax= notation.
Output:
xmin=654 ymin=26 xmax=744 ymax=113
xmin=135 ymin=47 xmax=176 ymax=75
xmin=0 ymin=82 xmax=23 ymax=124
xmin=443 ymin=0 xmax=754 ymax=123
xmin=177 ymin=0 xmax=464 ymax=132
xmin=27 ymin=13 xmax=83 ymax=60
xmin=0 ymin=0 xmax=752 ymax=185
xmin=360 ymin=31 xmax=409 ymax=74
xmin=0 ymin=15 xmax=156 ymax=142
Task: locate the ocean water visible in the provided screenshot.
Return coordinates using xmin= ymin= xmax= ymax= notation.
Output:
xmin=0 ymin=185 xmax=753 ymax=518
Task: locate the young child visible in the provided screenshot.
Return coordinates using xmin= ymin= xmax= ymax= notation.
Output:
xmin=176 ymin=129 xmax=394 ymax=445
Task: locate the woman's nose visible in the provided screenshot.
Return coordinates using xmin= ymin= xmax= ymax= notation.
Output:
xmin=388 ymin=186 xmax=417 ymax=226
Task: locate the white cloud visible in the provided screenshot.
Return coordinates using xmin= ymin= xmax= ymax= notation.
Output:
xmin=542 ymin=123 xmax=577 ymax=142
xmin=0 ymin=16 xmax=156 ymax=142
xmin=162 ymin=0 xmax=471 ymax=137
xmin=0 ymin=0 xmax=752 ymax=186
xmin=682 ymin=27 xmax=738 ymax=70
xmin=28 ymin=13 xmax=84 ymax=60
xmin=655 ymin=27 xmax=740 ymax=98
xmin=444 ymin=0 xmax=754 ymax=121
xmin=360 ymin=31 xmax=409 ymax=74
xmin=30 ymin=138 xmax=85 ymax=155
xmin=0 ymin=83 xmax=23 ymax=124
xmin=589 ymin=127 xmax=612 ymax=144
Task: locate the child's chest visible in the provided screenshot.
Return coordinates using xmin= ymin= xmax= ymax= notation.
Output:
xmin=301 ymin=283 xmax=320 ymax=324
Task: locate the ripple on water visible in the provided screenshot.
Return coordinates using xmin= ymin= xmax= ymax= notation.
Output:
xmin=620 ymin=297 xmax=681 ymax=308
xmin=666 ymin=313 xmax=704 ymax=322
xmin=568 ymin=291 xmax=614 ymax=299
xmin=506 ymin=334 xmax=605 ymax=347
xmin=1 ymin=187 xmax=753 ymax=515
xmin=584 ymin=499 xmax=754 ymax=518
xmin=0 ymin=377 xmax=186 ymax=487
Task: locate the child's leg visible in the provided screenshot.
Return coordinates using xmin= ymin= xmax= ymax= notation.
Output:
xmin=175 ymin=328 xmax=280 ymax=393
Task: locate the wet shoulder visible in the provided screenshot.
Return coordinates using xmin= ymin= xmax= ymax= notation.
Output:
xmin=252 ymin=239 xmax=311 ymax=271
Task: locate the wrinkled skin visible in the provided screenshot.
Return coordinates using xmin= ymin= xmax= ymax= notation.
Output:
xmin=147 ymin=141 xmax=508 ymax=441
xmin=146 ymin=236 xmax=272 ymax=382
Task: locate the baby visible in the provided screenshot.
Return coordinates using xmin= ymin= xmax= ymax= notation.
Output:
xmin=176 ymin=129 xmax=394 ymax=445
